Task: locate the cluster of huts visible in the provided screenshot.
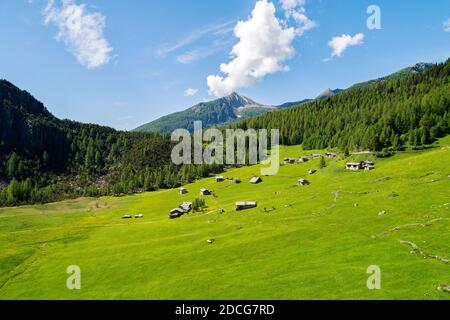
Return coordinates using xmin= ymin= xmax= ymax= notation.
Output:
xmin=170 ymin=176 xmax=264 ymax=218
xmin=169 ymin=202 xmax=193 ymax=219
xmin=345 ymin=160 xmax=375 ymax=171
xmin=285 ymin=152 xmax=376 ymax=172
xmin=122 ymin=214 xmax=144 ymax=219
xmin=284 ymin=152 xmax=337 ymax=165
xmin=215 ymin=176 xmax=241 ymax=184
xmin=170 ymin=152 xmax=376 ymax=219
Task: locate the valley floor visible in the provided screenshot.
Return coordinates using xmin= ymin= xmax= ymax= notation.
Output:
xmin=0 ymin=138 xmax=449 ymax=300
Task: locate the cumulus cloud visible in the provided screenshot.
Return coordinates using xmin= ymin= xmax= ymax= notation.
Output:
xmin=444 ymin=18 xmax=450 ymax=32
xmin=327 ymin=33 xmax=364 ymax=59
xmin=184 ymin=88 xmax=199 ymax=97
xmin=207 ymin=0 xmax=302 ymax=98
xmin=44 ymin=0 xmax=113 ymax=69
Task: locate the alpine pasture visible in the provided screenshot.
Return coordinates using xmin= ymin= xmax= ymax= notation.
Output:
xmin=0 ymin=138 xmax=449 ymax=300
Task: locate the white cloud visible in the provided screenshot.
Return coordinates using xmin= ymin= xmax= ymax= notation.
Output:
xmin=44 ymin=0 xmax=113 ymax=69
xmin=207 ymin=0 xmax=299 ymax=98
xmin=156 ymin=21 xmax=235 ymax=57
xmin=280 ymin=0 xmax=316 ymax=36
xmin=327 ymin=33 xmax=365 ymax=59
xmin=184 ymin=88 xmax=199 ymax=97
xmin=280 ymin=0 xmax=305 ymax=11
xmin=176 ymin=40 xmax=232 ymax=64
xmin=444 ymin=18 xmax=450 ymax=32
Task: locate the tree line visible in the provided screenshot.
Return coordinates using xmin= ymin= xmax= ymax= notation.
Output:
xmin=233 ymin=59 xmax=450 ymax=153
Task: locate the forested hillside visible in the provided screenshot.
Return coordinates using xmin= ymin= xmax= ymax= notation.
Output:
xmin=234 ymin=59 xmax=450 ymax=151
xmin=0 ymin=80 xmax=222 ymax=207
xmin=0 ymin=59 xmax=448 ymax=207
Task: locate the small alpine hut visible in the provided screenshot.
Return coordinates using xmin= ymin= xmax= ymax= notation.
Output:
xmin=362 ymin=160 xmax=375 ymax=171
xmin=236 ymin=202 xmax=257 ymax=211
xmin=179 ymin=202 xmax=192 ymax=212
xmin=345 ymin=162 xmax=363 ymax=171
xmin=169 ymin=208 xmax=185 ymax=219
xmin=312 ymin=154 xmax=321 ymax=159
xmin=169 ymin=202 xmax=193 ymax=219
xmin=308 ymin=169 xmax=317 ymax=175
xmin=200 ymin=188 xmax=211 ymax=196
xmin=326 ymin=152 xmax=338 ymax=159
xmin=215 ymin=176 xmax=225 ymax=182
xmin=297 ymin=179 xmax=310 ymax=186
xmin=284 ymin=158 xmax=296 ymax=165
xmin=298 ymin=156 xmax=309 ymax=163
xmin=249 ymin=177 xmax=262 ymax=184
xmin=179 ymin=187 xmax=188 ymax=195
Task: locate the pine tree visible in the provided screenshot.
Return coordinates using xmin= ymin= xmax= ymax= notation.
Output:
xmin=320 ymin=156 xmax=326 ymax=169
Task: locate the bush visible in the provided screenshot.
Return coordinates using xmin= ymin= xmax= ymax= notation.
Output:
xmin=193 ymin=197 xmax=206 ymax=212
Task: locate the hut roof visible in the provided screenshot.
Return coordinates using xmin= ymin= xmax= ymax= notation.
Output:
xmin=249 ymin=177 xmax=262 ymax=184
xmin=236 ymin=201 xmax=257 ymax=206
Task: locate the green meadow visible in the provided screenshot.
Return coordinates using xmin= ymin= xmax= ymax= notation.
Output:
xmin=0 ymin=138 xmax=449 ymax=300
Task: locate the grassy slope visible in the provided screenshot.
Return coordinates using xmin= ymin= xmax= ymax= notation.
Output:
xmin=0 ymin=139 xmax=449 ymax=300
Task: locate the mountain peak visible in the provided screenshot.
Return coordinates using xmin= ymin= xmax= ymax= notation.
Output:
xmin=408 ymin=62 xmax=433 ymax=73
xmin=316 ymin=88 xmax=342 ymax=99
xmin=219 ymin=92 xmax=258 ymax=107
xmin=0 ymin=79 xmax=51 ymax=118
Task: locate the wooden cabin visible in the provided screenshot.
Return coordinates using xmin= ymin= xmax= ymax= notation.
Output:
xmin=200 ymin=188 xmax=211 ymax=196
xmin=284 ymin=158 xmax=296 ymax=165
xmin=215 ymin=176 xmax=225 ymax=182
xmin=179 ymin=187 xmax=188 ymax=195
xmin=346 ymin=162 xmax=363 ymax=171
xmin=169 ymin=208 xmax=185 ymax=219
xmin=311 ymin=154 xmax=321 ymax=159
xmin=298 ymin=156 xmax=309 ymax=163
xmin=308 ymin=169 xmax=317 ymax=175
xmin=236 ymin=202 xmax=257 ymax=211
xmin=179 ymin=202 xmax=192 ymax=212
xmin=326 ymin=152 xmax=338 ymax=159
xmin=169 ymin=202 xmax=193 ymax=219
xmin=297 ymin=179 xmax=310 ymax=186
xmin=362 ymin=160 xmax=375 ymax=170
xmin=346 ymin=161 xmax=375 ymax=171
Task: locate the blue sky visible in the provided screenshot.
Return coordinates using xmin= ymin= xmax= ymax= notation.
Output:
xmin=0 ymin=0 xmax=449 ymax=130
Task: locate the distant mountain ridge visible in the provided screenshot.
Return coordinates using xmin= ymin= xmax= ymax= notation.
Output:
xmin=134 ymin=62 xmax=434 ymax=133
xmin=351 ymin=63 xmax=433 ymax=89
xmin=133 ymin=92 xmax=276 ymax=133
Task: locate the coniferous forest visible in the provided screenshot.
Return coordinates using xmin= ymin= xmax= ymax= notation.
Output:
xmin=0 ymin=80 xmax=223 ymax=207
xmin=1 ymin=59 xmax=449 ymax=207
xmin=234 ymin=59 xmax=450 ymax=151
